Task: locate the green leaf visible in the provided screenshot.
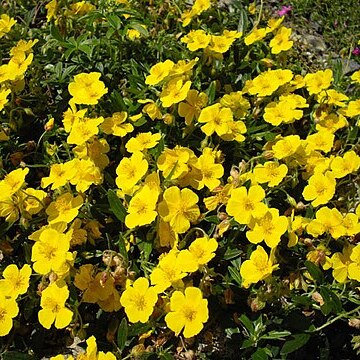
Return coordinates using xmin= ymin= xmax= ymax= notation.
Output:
xmin=118 ymin=235 xmax=129 ymax=262
xmin=110 ymin=90 xmax=127 ymax=111
xmin=128 ymin=322 xmax=152 ymax=337
xmin=348 ymin=126 xmax=358 ymax=142
xmin=320 ymin=286 xmax=342 ymax=315
xmin=304 ymin=260 xmax=324 ymax=283
xmin=108 ymin=190 xmax=127 ymax=223
xmin=159 ymin=353 xmax=175 ymax=360
xmin=280 ymin=334 xmax=310 ymax=355
xmin=251 ymin=348 xmax=268 ymax=360
xmin=239 ymin=314 xmax=255 ymax=335
xmin=206 ymin=81 xmax=217 ymax=103
xmin=2 ymin=352 xmax=33 ymax=360
xmin=138 ymin=240 xmax=152 ymax=261
xmin=228 ymin=265 xmax=242 ymax=286
xmin=117 ymin=317 xmax=128 ymax=351
xmin=107 ymin=14 xmax=123 ymax=29
xmin=203 ymin=215 xmax=220 ymax=224
xmin=261 ymin=330 xmax=292 ymax=340
xmin=128 ymin=22 xmax=149 ymax=37
xmin=50 ymin=24 xmax=63 ymax=41
xmin=223 ymin=248 xmax=242 ymax=261
xmin=237 ymin=7 xmax=249 ymax=33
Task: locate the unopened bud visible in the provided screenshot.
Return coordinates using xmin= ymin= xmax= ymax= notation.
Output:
xmin=263 ymin=150 xmax=274 ymax=160
xmin=44 ymin=118 xmax=54 ymax=131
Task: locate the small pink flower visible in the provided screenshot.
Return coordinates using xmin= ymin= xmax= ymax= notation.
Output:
xmin=352 ymin=47 xmax=360 ymax=56
xmin=277 ymin=5 xmax=292 ymax=16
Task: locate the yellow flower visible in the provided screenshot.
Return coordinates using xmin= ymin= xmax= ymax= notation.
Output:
xmin=306 ymin=207 xmax=345 ymax=239
xmin=253 ymin=161 xmax=288 ymax=187
xmin=31 ymin=228 xmax=73 ymax=275
xmin=342 ymin=213 xmax=360 ymax=236
xmin=150 ymin=250 xmax=187 ymax=293
xmin=0 ymin=194 xmax=20 ymax=223
xmin=204 ymin=183 xmax=233 ymax=211
xmin=266 ymin=17 xmax=284 ymax=33
xmin=46 ymin=192 xmax=83 ymax=224
xmin=208 ymin=34 xmax=238 ymax=54
xmin=328 ymin=245 xmax=354 ymax=283
xmin=158 ymin=219 xmax=178 ymax=248
xmin=67 ymin=116 xmax=104 ymax=145
xmin=62 ymin=105 xmax=87 ymax=133
xmin=269 ymin=27 xmax=293 ymax=54
xmin=220 ymin=120 xmax=247 ymax=142
xmin=192 ymin=149 xmax=224 ymax=190
xmin=157 ymin=146 xmax=196 ymax=180
xmin=219 ymin=91 xmax=249 ymax=119
xmin=68 ymin=336 xmax=115 ymax=360
xmin=68 ymin=158 xmax=103 ymax=193
xmin=127 ymin=28 xmax=141 ymax=41
xmin=120 ymin=277 xmax=158 ymax=323
xmin=0 ymin=264 xmax=31 ymax=298
xmin=315 ymin=112 xmax=348 ymax=133
xmin=165 ymin=287 xmax=208 ymax=338
xmin=226 ymin=185 xmax=268 ymax=225
xmin=73 ymin=138 xmax=110 ymax=170
xmin=158 ymin=186 xmax=200 ymax=234
xmin=343 ymin=99 xmax=360 ymax=117
xmin=178 ymin=237 xmax=218 ymax=272
xmin=125 ymin=185 xmax=159 ymax=229
xmin=0 ymin=14 xmax=17 ymax=38
xmin=38 ymin=281 xmax=73 ymax=329
xmin=178 ymin=89 xmax=208 ymax=125
xmin=303 ymin=172 xmax=336 ymax=207
xmin=45 ymin=0 xmax=57 ymax=22
xmin=272 ymin=135 xmax=301 ymax=159
xmin=244 ymin=28 xmax=268 ymax=45
xmin=246 ymin=69 xmax=293 ymax=97
xmin=115 ymin=152 xmax=148 ymax=190
xmin=67 ymin=1 xmax=96 ymax=15
xmin=181 ymin=30 xmax=211 ymax=51
xmin=304 ymin=69 xmax=333 ymax=95
xmin=125 ymin=132 xmax=161 ymax=153
xmin=68 ymin=218 xmax=87 ymax=246
xmin=246 ymin=208 xmax=288 ymax=248
xmin=287 ymin=213 xmax=309 ymax=247
xmin=330 ymin=150 xmax=360 ymax=178
xmin=349 ymin=244 xmax=360 ymax=282
xmin=240 ymin=245 xmax=278 ymax=288
xmin=316 ymin=89 xmax=349 ymax=107
xmin=6 ymin=52 xmax=34 ymax=80
xmin=160 ymin=78 xmax=192 ymax=108
xmin=140 ymin=99 xmax=162 ymax=120
xmin=305 ymin=130 xmax=334 ymax=153
xmin=264 ymin=94 xmax=306 ymax=126
xmin=41 ymin=161 xmax=77 ymax=189
xmin=0 ymin=294 xmax=18 ymax=336
xmin=0 ymin=88 xmax=11 ymax=111
xmin=192 ymin=0 xmax=211 ymax=14
xmin=68 ymin=72 xmax=108 ymax=105
xmin=145 ymin=60 xmax=174 ymax=86
xmin=74 ymin=264 xmax=114 ymax=304
xmin=197 ymin=103 xmax=233 ymax=136
xmin=351 ymin=69 xmax=360 ymax=84
xmin=100 ymin=111 xmax=134 ymax=137
xmin=0 ymin=167 xmax=29 ymax=198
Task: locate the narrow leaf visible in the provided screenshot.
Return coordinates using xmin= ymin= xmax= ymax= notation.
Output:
xmin=117 ymin=317 xmax=128 ymax=351
xmin=280 ymin=334 xmax=310 ymax=355
xmin=108 ymin=190 xmax=127 ymax=222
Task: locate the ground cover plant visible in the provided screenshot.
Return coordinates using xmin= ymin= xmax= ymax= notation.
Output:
xmin=1 ymin=0 xmax=360 ymax=359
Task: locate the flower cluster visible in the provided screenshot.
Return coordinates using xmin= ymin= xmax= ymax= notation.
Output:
xmin=1 ymin=0 xmax=360 ymax=358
